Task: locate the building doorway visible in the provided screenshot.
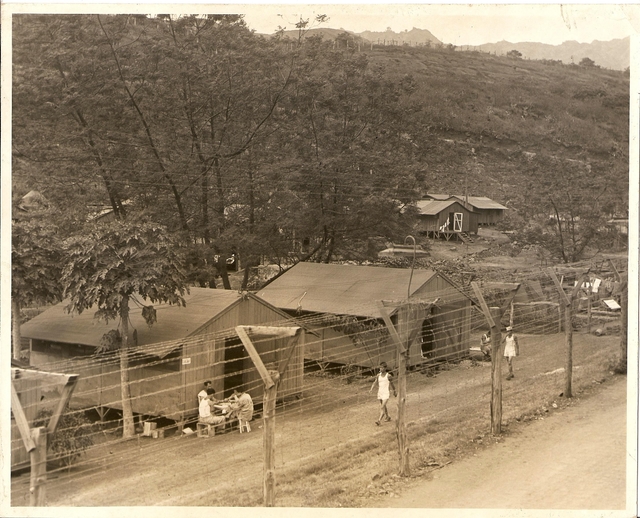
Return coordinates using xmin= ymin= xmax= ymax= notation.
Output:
xmin=224 ymin=337 xmax=245 ymax=398
xmin=420 ymin=319 xmax=436 ymax=359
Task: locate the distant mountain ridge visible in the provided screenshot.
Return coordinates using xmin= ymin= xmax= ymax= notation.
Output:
xmin=357 ymin=27 xmax=441 ymax=46
xmin=470 ymin=37 xmax=630 ymax=70
xmin=261 ymin=25 xmax=629 ymax=71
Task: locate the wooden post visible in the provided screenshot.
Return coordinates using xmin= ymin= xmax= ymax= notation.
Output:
xmin=564 ymin=301 xmax=573 ymax=397
xmin=263 ymin=370 xmax=280 ymax=507
xmin=548 ymin=269 xmax=584 ymax=398
xmin=11 ymin=382 xmax=36 ymax=453
xmin=395 ymin=305 xmax=411 ymax=477
xmin=558 ymin=304 xmax=563 ymax=333
xmin=471 ymin=282 xmax=506 ymax=435
xmin=489 ymin=307 xmax=503 ymax=434
xmin=378 ymin=301 xmax=432 ymax=477
xmin=587 ymin=282 xmax=592 ymax=334
xmin=509 ymin=301 xmax=514 ymax=327
xmin=47 ymin=376 xmax=79 ymax=434
xmin=29 ymin=427 xmax=47 ymax=506
xmin=234 ymin=326 xmax=300 ymax=507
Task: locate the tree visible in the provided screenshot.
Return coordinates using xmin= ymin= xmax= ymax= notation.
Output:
xmin=60 ymin=220 xmax=187 ymax=437
xmin=273 ymin=44 xmax=423 ymax=263
xmin=507 ymin=50 xmax=522 ymax=59
xmin=11 ymin=211 xmax=63 ymax=360
xmin=579 ymin=57 xmax=596 ymax=67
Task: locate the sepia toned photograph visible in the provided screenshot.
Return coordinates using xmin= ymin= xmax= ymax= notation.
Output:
xmin=1 ymin=3 xmax=638 ymax=516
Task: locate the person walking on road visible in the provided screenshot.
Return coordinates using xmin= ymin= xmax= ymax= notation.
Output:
xmin=370 ymin=362 xmax=397 ymax=425
xmin=503 ymin=326 xmax=519 ymax=380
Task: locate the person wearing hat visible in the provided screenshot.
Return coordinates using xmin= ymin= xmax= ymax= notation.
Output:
xmin=502 ymin=326 xmax=519 ymax=379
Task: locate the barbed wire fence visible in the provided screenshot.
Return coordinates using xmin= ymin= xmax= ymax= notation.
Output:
xmin=11 ymin=259 xmax=627 ymax=505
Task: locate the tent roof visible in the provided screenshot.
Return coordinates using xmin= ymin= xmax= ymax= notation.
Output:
xmin=257 ymin=262 xmax=438 ymax=318
xmin=21 ymin=288 xmax=247 ymax=354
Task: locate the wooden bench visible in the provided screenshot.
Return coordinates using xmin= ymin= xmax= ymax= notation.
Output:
xmin=196 ymin=421 xmax=215 ymax=438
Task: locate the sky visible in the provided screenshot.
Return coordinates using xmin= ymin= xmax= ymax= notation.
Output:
xmin=240 ymin=4 xmax=640 ymax=46
xmin=2 ymin=3 xmax=639 ymax=46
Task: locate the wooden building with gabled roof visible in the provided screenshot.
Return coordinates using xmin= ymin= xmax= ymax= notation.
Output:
xmin=422 ymin=193 xmax=508 ymax=227
xmin=414 ymin=198 xmax=478 ymax=240
xmin=21 ymin=289 xmax=306 ymax=423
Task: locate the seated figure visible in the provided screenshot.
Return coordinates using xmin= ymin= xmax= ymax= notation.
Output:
xmin=229 ymin=389 xmax=254 ymax=431
xmin=199 ymin=387 xmax=226 ymax=428
xmin=480 ymin=331 xmax=492 ymax=359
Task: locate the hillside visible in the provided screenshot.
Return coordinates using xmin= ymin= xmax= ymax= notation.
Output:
xmin=473 ymin=37 xmax=630 ymax=71
xmin=362 ymin=44 xmax=629 ymax=224
xmin=12 ymin=16 xmax=629 ymax=270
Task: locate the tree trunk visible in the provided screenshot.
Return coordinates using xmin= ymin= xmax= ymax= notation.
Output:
xmin=12 ymin=298 xmax=22 ymax=361
xmin=564 ymin=302 xmax=573 ymax=397
xmin=241 ymin=256 xmax=260 ymax=291
xmin=217 ymin=254 xmax=232 ymax=290
xmin=616 ymin=274 xmax=628 ymax=373
xmin=119 ymin=295 xmax=135 ymax=438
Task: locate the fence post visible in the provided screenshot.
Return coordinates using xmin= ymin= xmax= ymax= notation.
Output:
xmin=587 ymin=282 xmax=592 ymax=334
xmin=395 ymin=305 xmax=411 ymax=477
xmin=548 ymin=270 xmax=586 ymax=398
xmin=489 ymin=307 xmax=503 ymax=434
xmin=29 ymin=427 xmax=47 ymax=506
xmin=263 ymin=370 xmax=280 ymax=507
xmin=235 ymin=325 xmax=301 ymax=507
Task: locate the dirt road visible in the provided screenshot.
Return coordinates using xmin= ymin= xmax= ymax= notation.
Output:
xmin=383 ymin=375 xmax=629 ymax=511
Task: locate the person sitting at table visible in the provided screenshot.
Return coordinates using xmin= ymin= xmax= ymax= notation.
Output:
xmin=198 ymin=380 xmax=212 ymax=403
xmin=229 ymin=389 xmax=254 ymax=432
xmin=198 ymin=388 xmax=226 ymax=429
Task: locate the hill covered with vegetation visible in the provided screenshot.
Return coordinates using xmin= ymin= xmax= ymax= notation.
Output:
xmin=12 ymin=14 xmax=628 ymax=284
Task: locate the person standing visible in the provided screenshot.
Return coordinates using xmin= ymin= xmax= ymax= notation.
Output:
xmin=369 ymin=362 xmax=397 ymax=425
xmin=502 ymin=326 xmax=519 ymax=380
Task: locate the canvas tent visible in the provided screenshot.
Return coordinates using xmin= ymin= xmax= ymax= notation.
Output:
xmin=21 ymin=289 xmax=306 ymax=423
xmin=258 ymin=262 xmax=472 ymax=369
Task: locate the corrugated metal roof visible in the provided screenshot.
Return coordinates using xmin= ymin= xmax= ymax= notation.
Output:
xmin=21 ymin=288 xmax=244 ymax=353
xmin=257 ymin=262 xmax=437 ymax=317
xmin=452 ymin=196 xmax=507 ymax=210
xmin=415 ymin=199 xmax=461 ymax=215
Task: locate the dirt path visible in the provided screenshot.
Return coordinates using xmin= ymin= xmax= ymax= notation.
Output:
xmin=382 ymin=375 xmax=629 ymax=510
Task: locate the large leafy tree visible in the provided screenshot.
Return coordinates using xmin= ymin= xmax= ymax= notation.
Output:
xmin=11 ymin=210 xmax=64 ymax=360
xmin=61 ymin=220 xmax=187 ymax=437
xmin=271 ymin=41 xmax=424 ymax=262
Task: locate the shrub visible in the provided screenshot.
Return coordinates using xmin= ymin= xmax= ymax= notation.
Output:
xmin=33 ymin=409 xmax=94 ymax=467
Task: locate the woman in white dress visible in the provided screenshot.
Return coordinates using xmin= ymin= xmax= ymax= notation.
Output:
xmin=502 ymin=327 xmax=519 ymax=380
xmin=369 ymin=362 xmax=397 ymax=425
